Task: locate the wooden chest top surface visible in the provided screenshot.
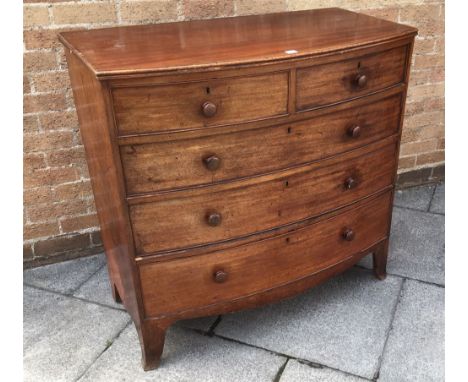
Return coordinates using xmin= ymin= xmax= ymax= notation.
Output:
xmin=58 ymin=8 xmax=416 ymax=78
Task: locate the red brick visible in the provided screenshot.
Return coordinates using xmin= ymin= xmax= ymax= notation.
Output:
xmin=397 ymin=167 xmax=433 ymax=187
xmin=39 ymin=110 xmax=78 ymax=131
xmin=24 ymin=75 xmax=31 ymax=94
xmin=236 ymin=0 xmax=286 ymax=15
xmin=399 ymin=139 xmax=438 ymax=156
xmin=416 ymin=150 xmax=445 ymax=166
xmin=413 ymin=38 xmax=436 ymax=55
xmin=34 ymin=233 xmax=91 ymax=257
xmin=359 ymin=8 xmax=399 ymax=22
xmin=24 ymin=5 xmax=49 ymax=27
xmin=24 ymin=244 xmax=34 ymax=260
xmin=24 ymin=93 xmax=67 ymax=114
xmin=27 ymin=198 xmax=94 ymax=223
xmin=405 ymin=97 xmax=445 ymax=116
xmin=53 ymin=180 xmax=94 ymax=201
xmin=24 ymin=153 xmax=47 ymax=174
xmin=437 ymin=138 xmax=445 ymax=150
xmin=24 ymin=0 xmax=64 ymax=3
xmin=23 ymin=187 xmax=53 ymax=206
xmin=414 ymin=54 xmax=444 ymax=69
xmin=403 ymin=110 xmax=444 ymax=130
xmin=409 ymin=67 xmax=444 ymax=87
xmin=397 ymin=155 xmax=416 ymax=170
xmin=24 ymin=51 xmax=58 ymax=73
xmin=24 ymin=166 xmax=80 ymax=189
xmin=52 ymin=2 xmax=117 ymax=25
xmin=23 ymin=28 xmax=74 ymax=50
xmin=24 ymin=131 xmax=75 ymax=153
xmin=91 ymin=231 xmax=102 ymax=246
xmin=24 ymin=115 xmax=40 ymax=133
xmin=183 ymin=0 xmax=234 ymax=20
xmin=60 ymin=214 xmax=99 ymax=233
xmin=120 ymin=0 xmax=178 ymax=23
xmin=407 ymin=83 xmax=444 ymax=102
xmin=31 ymin=71 xmax=71 ymax=93
xmin=24 ymin=222 xmax=60 ymax=240
xmin=400 ymin=5 xmax=444 ymax=37
xmin=47 ymin=146 xmax=87 ymax=167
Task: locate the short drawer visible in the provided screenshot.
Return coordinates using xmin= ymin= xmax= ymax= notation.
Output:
xmin=112 ymin=72 xmax=289 ymax=136
xmin=139 ymin=191 xmax=392 ymax=317
xmin=129 ymin=140 xmax=397 ymax=254
xmin=296 ymin=45 xmax=407 ymax=111
xmin=121 ymin=94 xmax=401 ymax=194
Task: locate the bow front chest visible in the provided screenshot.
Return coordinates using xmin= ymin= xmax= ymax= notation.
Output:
xmin=60 ymin=8 xmax=417 ymax=370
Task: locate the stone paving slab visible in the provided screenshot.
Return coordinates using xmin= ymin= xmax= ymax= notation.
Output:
xmin=214 ymin=268 xmax=402 ymax=380
xmin=23 ymin=286 xmax=130 ymax=382
xmin=280 ymin=360 xmax=369 ymax=382
xmin=378 ymin=280 xmax=445 ymax=382
xmin=429 ymin=183 xmax=445 ymax=214
xmin=394 ymin=184 xmax=435 ymax=211
xmin=78 ymin=324 xmax=285 ymax=382
xmin=359 ymin=207 xmax=445 ymax=285
xmin=73 ymin=265 xmax=125 ymax=310
xmin=24 ymin=254 xmax=106 ymax=294
xmin=73 ymin=262 xmax=217 ymax=331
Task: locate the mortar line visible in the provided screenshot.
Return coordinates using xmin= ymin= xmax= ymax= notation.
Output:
xmin=199 ymin=331 xmax=374 ymax=381
xmin=24 ymin=283 xmax=127 ymax=312
xmin=427 ymin=181 xmax=440 ymax=213
xmin=71 ymin=262 xmax=108 ymax=295
xmin=206 ymin=315 xmax=223 ymax=335
xmin=393 ymin=204 xmax=444 ymax=216
xmin=73 ymin=320 xmax=132 ymax=382
xmin=353 ymin=264 xmax=445 ymax=288
xmin=273 ymin=358 xmax=290 ymax=382
xmin=372 ymin=278 xmax=406 ymax=380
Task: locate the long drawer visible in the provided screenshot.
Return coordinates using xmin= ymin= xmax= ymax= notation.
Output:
xmin=121 ymin=93 xmax=402 ymax=195
xmin=139 ymin=191 xmax=392 ymax=317
xmin=129 ymin=138 xmax=397 ymax=255
xmin=112 ymin=72 xmax=289 ymax=136
xmin=296 ymin=45 xmax=407 ymax=111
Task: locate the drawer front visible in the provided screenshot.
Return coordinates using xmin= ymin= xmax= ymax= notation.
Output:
xmin=121 ymin=94 xmax=401 ymax=195
xmin=130 ymin=140 xmax=397 ymax=254
xmin=112 ymin=72 xmax=289 ymax=135
xmin=139 ymin=191 xmax=392 ymax=317
xmin=296 ymin=45 xmax=407 ymax=111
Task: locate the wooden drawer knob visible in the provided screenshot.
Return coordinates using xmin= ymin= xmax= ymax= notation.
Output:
xmin=202 ymin=101 xmax=217 ymax=117
xmin=342 ymin=228 xmax=355 ymax=241
xmin=214 ymin=270 xmax=228 ymax=283
xmin=206 ymin=211 xmax=222 ymax=226
xmin=355 ymin=74 xmax=367 ymax=88
xmin=203 ymin=155 xmax=221 ymax=171
xmin=347 ymin=125 xmax=361 ymax=138
xmin=344 ymin=177 xmax=358 ymax=190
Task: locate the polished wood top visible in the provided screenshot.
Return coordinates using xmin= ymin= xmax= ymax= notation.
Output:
xmin=59 ymin=8 xmax=416 ymax=78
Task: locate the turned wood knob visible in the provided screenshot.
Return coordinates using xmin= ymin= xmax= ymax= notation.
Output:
xmin=342 ymin=228 xmax=355 ymax=241
xmin=355 ymin=74 xmax=367 ymax=88
xmin=206 ymin=211 xmax=222 ymax=226
xmin=202 ymin=155 xmax=221 ymax=171
xmin=202 ymin=101 xmax=217 ymax=117
xmin=344 ymin=177 xmax=358 ymax=190
xmin=347 ymin=125 xmax=361 ymax=138
xmin=214 ymin=270 xmax=228 ymax=283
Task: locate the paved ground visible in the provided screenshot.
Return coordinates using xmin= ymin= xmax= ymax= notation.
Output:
xmin=24 ymin=183 xmax=445 ymax=382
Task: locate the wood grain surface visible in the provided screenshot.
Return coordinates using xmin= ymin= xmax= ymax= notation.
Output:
xmin=129 ymin=138 xmax=398 ymax=254
xmin=59 ymin=8 xmax=416 ymax=77
xmin=139 ymin=191 xmax=392 ymax=317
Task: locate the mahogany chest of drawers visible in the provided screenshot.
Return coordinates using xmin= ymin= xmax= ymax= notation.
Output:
xmin=60 ymin=8 xmax=417 ymax=370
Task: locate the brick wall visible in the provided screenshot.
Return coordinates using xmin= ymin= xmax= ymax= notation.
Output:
xmin=23 ymin=0 xmax=445 ymax=266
